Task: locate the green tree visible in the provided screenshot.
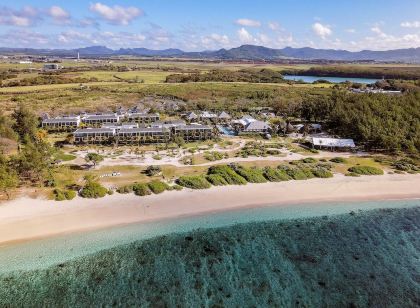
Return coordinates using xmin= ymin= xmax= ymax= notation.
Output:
xmin=12 ymin=104 xmax=39 ymax=142
xmin=85 ymin=153 xmax=104 ymax=168
xmin=0 ymin=156 xmax=18 ymax=199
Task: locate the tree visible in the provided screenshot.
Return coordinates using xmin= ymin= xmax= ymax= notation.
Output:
xmin=12 ymin=104 xmax=39 ymax=142
xmin=85 ymin=153 xmax=104 ymax=168
xmin=0 ymin=156 xmax=18 ymax=199
xmin=174 ymin=136 xmax=185 ymax=148
xmin=145 ymin=165 xmax=162 ymax=177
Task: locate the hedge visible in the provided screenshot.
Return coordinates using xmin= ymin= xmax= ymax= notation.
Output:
xmin=177 ymin=175 xmax=212 ymax=189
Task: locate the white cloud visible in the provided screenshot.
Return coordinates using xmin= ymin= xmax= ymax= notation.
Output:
xmin=312 ymin=22 xmax=332 ymax=39
xmin=0 ymin=29 xmax=48 ymax=47
xmin=0 ymin=6 xmax=40 ymax=26
xmin=89 ymin=2 xmax=143 ymax=25
xmin=346 ymin=28 xmax=356 ymax=33
xmin=201 ymin=33 xmax=230 ymax=49
xmin=237 ymin=27 xmax=256 ymax=44
xmin=235 ymin=18 xmax=261 ymax=27
xmin=401 ymin=21 xmax=420 ymax=28
xmin=268 ymin=22 xmax=280 ymax=31
xmin=48 ymin=6 xmax=70 ymax=24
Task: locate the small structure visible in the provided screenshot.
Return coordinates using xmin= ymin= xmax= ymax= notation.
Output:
xmin=73 ymin=128 xmax=115 ymax=144
xmin=199 ymin=111 xmax=218 ymax=122
xmin=311 ymin=137 xmax=355 ymax=150
xmin=218 ymin=111 xmax=231 ymax=123
xmin=42 ymin=116 xmax=80 ymax=132
xmin=116 ymin=127 xmax=171 ymax=145
xmin=243 ymin=120 xmax=271 ymax=133
xmin=43 ymin=63 xmax=61 ymax=70
xmin=232 ymin=115 xmax=256 ymax=132
xmin=184 ymin=111 xmax=198 ymax=122
xmin=82 ymin=114 xmax=120 ymax=127
xmin=173 ymin=124 xmax=213 ymax=142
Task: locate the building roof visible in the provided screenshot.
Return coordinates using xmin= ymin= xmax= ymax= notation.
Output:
xmin=42 ymin=117 xmax=80 ymax=123
xmin=175 ymin=124 xmax=212 ymax=131
xmin=118 ymin=127 xmax=169 ymax=134
xmin=311 ymin=137 xmax=355 ymax=148
xmin=83 ymin=115 xmax=119 ymax=121
xmin=218 ymin=111 xmax=231 ymax=119
xmin=127 ymin=112 xmax=159 ymax=118
xmin=74 ymin=128 xmax=115 ymax=134
xmin=185 ymin=111 xmax=198 ymax=120
xmin=244 ymin=121 xmax=270 ymax=131
xmin=102 ymin=122 xmax=138 ymax=129
xmin=200 ymin=111 xmax=217 ymax=118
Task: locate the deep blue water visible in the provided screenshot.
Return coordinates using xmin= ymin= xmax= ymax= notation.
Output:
xmin=0 ymin=199 xmax=419 ymax=307
xmin=283 ymin=75 xmax=380 ymax=84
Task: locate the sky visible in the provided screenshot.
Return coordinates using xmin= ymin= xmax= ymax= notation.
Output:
xmin=0 ymin=0 xmax=420 ymax=51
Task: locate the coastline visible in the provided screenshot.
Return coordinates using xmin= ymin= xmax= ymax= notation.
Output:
xmin=0 ymin=173 xmax=420 ymax=245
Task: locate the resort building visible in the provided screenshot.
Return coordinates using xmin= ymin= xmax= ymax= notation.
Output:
xmin=218 ymin=111 xmax=231 ymax=123
xmin=150 ymin=120 xmax=186 ymax=129
xmin=183 ymin=111 xmax=198 ymax=122
xmin=173 ymin=125 xmax=213 ymax=142
xmin=199 ymin=111 xmax=218 ymax=122
xmin=311 ymin=137 xmax=355 ymax=150
xmin=125 ymin=112 xmax=160 ymax=124
xmin=243 ymin=120 xmax=271 ymax=133
xmin=41 ymin=116 xmax=81 ymax=131
xmin=73 ymin=128 xmax=116 ymax=144
xmin=82 ymin=114 xmax=120 ymax=127
xmin=116 ymin=127 xmax=171 ymax=145
xmin=101 ymin=122 xmax=138 ymax=132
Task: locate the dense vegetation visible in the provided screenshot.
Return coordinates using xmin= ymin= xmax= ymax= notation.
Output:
xmin=2 ymin=74 xmax=98 ymax=88
xmin=282 ymin=65 xmax=420 ymax=80
xmin=165 ymin=69 xmax=285 ymax=83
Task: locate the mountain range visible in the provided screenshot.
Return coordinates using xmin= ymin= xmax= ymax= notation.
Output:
xmin=1 ymin=44 xmax=420 ymax=63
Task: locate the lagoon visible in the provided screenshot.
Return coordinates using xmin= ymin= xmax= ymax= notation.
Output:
xmin=283 ymin=75 xmax=380 ymax=84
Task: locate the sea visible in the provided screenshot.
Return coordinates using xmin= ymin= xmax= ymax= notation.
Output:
xmin=283 ymin=75 xmax=380 ymax=84
xmin=0 ymin=198 xmax=419 ymax=307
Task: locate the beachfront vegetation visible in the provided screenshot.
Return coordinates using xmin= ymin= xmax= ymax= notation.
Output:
xmin=206 ymin=174 xmax=229 ymax=186
xmin=207 ymin=165 xmax=247 ymax=185
xmin=148 ymin=180 xmax=169 ymax=194
xmin=145 ymin=165 xmax=162 ymax=176
xmin=347 ymin=165 xmax=384 ymax=175
xmin=232 ymin=165 xmax=267 ymax=183
xmin=330 ymin=157 xmax=347 ymax=163
xmin=176 ymin=175 xmax=212 ymax=189
xmin=79 ymin=175 xmax=108 ymax=198
xmin=262 ymin=167 xmax=290 ymax=182
xmin=203 ymin=151 xmax=227 ymax=161
xmin=133 ymin=183 xmax=152 ymax=196
xmin=85 ymin=153 xmax=104 ymax=169
xmin=53 ymin=188 xmax=76 ymax=201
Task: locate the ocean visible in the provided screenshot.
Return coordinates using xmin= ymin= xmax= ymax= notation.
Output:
xmin=0 ymin=199 xmax=419 ymax=307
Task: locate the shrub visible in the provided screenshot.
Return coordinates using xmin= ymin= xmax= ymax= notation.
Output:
xmin=330 ymin=157 xmax=347 ymax=163
xmin=64 ymin=190 xmax=76 ymax=200
xmin=177 ymin=175 xmax=211 ymax=189
xmin=203 ymin=151 xmax=225 ymax=161
xmin=152 ymin=154 xmax=162 ymax=160
xmin=234 ymin=166 xmax=267 ymax=183
xmin=79 ymin=180 xmax=108 ymax=198
xmin=207 ymin=165 xmax=247 ymax=185
xmin=278 ymin=165 xmax=309 ymax=180
xmin=172 ymin=184 xmax=183 ymax=191
xmin=117 ymin=185 xmax=133 ymax=194
xmin=53 ymin=189 xmax=66 ymax=201
xmin=148 ymin=180 xmax=169 ymax=194
xmin=206 ymin=174 xmax=229 ymax=186
xmin=107 ymin=189 xmax=114 ymax=195
xmin=145 ymin=165 xmax=162 ymax=176
xmin=345 ymin=172 xmax=361 ymax=177
xmin=348 ymin=166 xmax=384 ymax=175
xmin=302 ymin=157 xmax=317 ymax=163
xmin=311 ymin=168 xmax=334 ymax=178
xmin=391 ymin=159 xmax=419 ymax=172
xmin=262 ymin=167 xmax=290 ymax=182
xmin=133 ymin=183 xmax=152 ymax=196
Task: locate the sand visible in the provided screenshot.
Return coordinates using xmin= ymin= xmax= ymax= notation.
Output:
xmin=0 ymin=173 xmax=419 ymax=245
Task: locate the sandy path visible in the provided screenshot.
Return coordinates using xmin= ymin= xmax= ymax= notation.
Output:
xmin=0 ymin=174 xmax=419 ymax=245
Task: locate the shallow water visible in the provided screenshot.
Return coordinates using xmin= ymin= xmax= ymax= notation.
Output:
xmin=0 ymin=198 xmax=418 ymax=273
xmin=0 ymin=202 xmax=419 ymax=307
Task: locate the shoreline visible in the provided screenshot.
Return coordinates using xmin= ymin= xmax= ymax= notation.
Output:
xmin=0 ymin=173 xmax=420 ymax=246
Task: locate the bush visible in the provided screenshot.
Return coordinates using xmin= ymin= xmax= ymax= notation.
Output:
xmin=203 ymin=151 xmax=226 ymax=161
xmin=117 ymin=185 xmax=133 ymax=194
xmin=145 ymin=165 xmax=162 ymax=176
xmin=263 ymin=167 xmax=290 ymax=182
xmin=172 ymin=184 xmax=183 ymax=191
xmin=348 ymin=165 xmax=384 ymax=175
xmin=207 ymin=165 xmax=247 ymax=185
xmin=206 ymin=174 xmax=229 ymax=186
xmin=107 ymin=189 xmax=114 ymax=195
xmin=133 ymin=183 xmax=152 ymax=196
xmin=330 ymin=157 xmax=347 ymax=163
xmin=278 ymin=165 xmax=309 ymax=180
xmin=345 ymin=172 xmax=361 ymax=177
xmin=152 ymin=154 xmax=162 ymax=160
xmin=177 ymin=175 xmax=211 ymax=189
xmin=302 ymin=157 xmax=317 ymax=163
xmin=79 ymin=180 xmax=108 ymax=198
xmin=311 ymin=168 xmax=334 ymax=178
xmin=53 ymin=189 xmax=66 ymax=201
xmin=148 ymin=180 xmax=169 ymax=194
xmin=391 ymin=159 xmax=419 ymax=172
xmin=234 ymin=166 xmax=267 ymax=183
xmin=64 ymin=190 xmax=76 ymax=200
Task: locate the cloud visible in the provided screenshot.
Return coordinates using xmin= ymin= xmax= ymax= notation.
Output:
xmin=0 ymin=6 xmax=40 ymax=26
xmin=235 ymin=18 xmax=261 ymax=27
xmin=312 ymin=22 xmax=332 ymax=39
xmin=346 ymin=28 xmax=356 ymax=33
xmin=268 ymin=22 xmax=280 ymax=31
xmin=48 ymin=6 xmax=71 ymax=24
xmin=89 ymin=2 xmax=143 ymax=25
xmin=0 ymin=29 xmax=48 ymax=47
xmin=401 ymin=21 xmax=420 ymax=28
xmin=201 ymin=33 xmax=230 ymax=49
xmin=237 ymin=27 xmax=256 ymax=44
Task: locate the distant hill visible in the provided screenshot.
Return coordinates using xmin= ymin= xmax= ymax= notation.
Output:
xmin=1 ymin=44 xmax=420 ymax=63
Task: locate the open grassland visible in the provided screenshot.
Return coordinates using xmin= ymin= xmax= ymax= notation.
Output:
xmin=63 ymin=70 xmax=172 ymax=83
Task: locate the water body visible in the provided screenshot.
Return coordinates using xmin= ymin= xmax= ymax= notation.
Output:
xmin=283 ymin=75 xmax=380 ymax=84
xmin=0 ymin=199 xmax=419 ymax=306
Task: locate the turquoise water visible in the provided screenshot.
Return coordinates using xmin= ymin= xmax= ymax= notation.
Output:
xmin=0 ymin=198 xmax=418 ymax=274
xmin=283 ymin=75 xmax=380 ymax=84
xmin=0 ymin=201 xmax=419 ymax=307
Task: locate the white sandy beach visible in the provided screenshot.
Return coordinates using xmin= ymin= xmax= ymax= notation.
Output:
xmin=0 ymin=173 xmax=419 ymax=245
